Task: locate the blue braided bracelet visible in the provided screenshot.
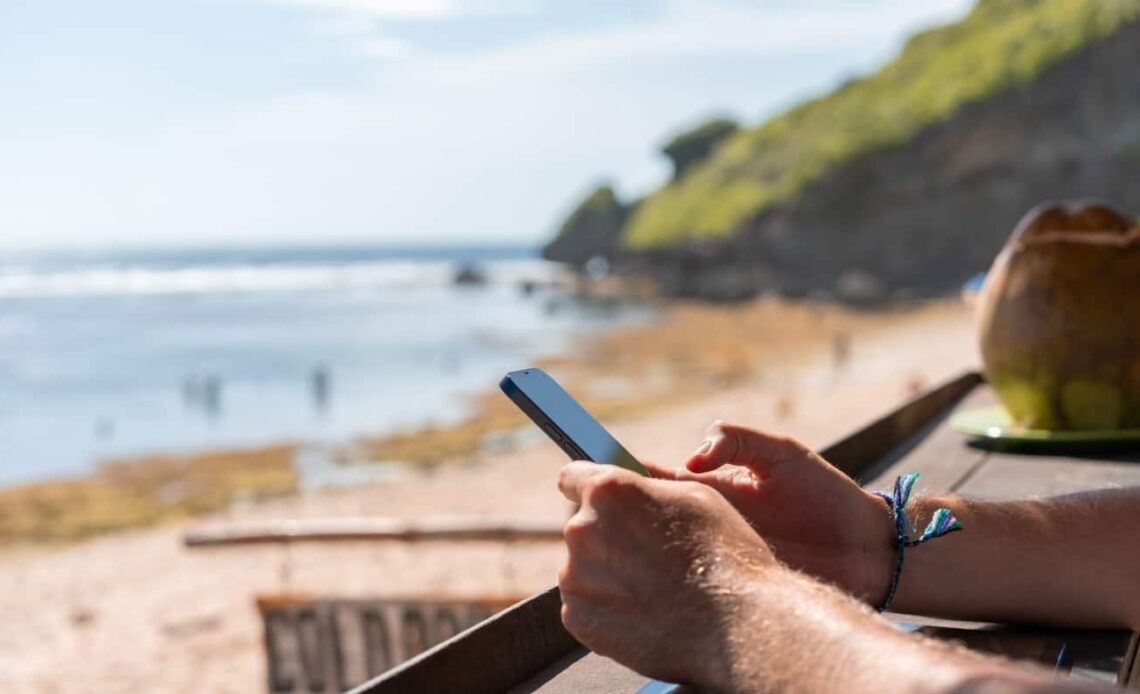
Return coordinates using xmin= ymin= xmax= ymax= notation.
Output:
xmin=872 ymin=472 xmax=962 ymax=612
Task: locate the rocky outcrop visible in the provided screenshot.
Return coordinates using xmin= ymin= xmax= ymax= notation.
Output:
xmin=542 ymin=185 xmax=633 ymax=269
xmin=661 ymin=118 xmax=738 ymax=182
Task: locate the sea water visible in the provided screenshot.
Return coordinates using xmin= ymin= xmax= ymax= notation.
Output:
xmin=0 ymin=245 xmax=651 ymax=485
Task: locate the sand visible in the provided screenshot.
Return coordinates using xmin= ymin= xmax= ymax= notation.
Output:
xmin=0 ymin=302 xmax=978 ymax=693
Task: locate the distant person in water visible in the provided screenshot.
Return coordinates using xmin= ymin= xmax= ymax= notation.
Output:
xmin=556 ymin=422 xmax=1139 ymax=692
xmin=201 ymin=376 xmax=222 ymax=418
xmin=182 ymin=374 xmax=222 ymax=417
xmin=310 ymin=366 xmax=330 ymax=413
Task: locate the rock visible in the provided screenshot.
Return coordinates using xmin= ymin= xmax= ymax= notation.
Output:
xmin=542 ymin=185 xmax=632 ymax=269
xmin=452 ymin=262 xmax=487 ymax=287
xmin=660 ymin=117 xmax=738 ymax=181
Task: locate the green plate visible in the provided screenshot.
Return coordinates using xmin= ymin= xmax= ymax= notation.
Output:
xmin=950 ymin=406 xmax=1140 ymax=444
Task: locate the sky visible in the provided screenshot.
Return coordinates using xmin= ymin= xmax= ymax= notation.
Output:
xmin=0 ymin=0 xmax=974 ymax=251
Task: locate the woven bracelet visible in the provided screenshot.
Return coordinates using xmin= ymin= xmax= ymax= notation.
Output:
xmin=872 ymin=472 xmax=963 ymax=612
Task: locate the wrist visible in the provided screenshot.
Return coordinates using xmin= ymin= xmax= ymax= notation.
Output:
xmin=865 ymin=491 xmax=963 ymax=614
xmin=854 ymin=489 xmax=897 ymax=604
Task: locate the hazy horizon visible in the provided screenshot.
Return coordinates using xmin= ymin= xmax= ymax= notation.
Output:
xmin=3 ymin=0 xmax=973 ymax=252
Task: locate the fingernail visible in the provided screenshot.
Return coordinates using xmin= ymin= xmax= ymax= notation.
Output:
xmin=693 ymin=440 xmax=713 ymax=456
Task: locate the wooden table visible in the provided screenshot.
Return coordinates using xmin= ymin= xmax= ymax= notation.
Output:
xmin=354 ymin=374 xmax=1140 ymax=693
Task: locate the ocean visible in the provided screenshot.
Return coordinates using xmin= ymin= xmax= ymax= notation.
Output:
xmin=0 ymin=245 xmax=652 ymax=486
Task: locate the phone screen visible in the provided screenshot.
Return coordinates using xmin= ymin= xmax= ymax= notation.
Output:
xmin=501 ymin=369 xmax=648 ymax=476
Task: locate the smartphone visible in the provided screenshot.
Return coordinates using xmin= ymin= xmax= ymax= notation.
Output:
xmin=502 ymin=370 xmax=676 ymax=691
xmin=500 ymin=368 xmax=649 ymax=476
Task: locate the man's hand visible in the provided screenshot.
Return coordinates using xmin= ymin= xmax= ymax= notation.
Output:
xmin=645 ymin=422 xmax=893 ymax=603
xmin=554 ymin=459 xmax=1097 ymax=693
xmin=556 ymin=461 xmax=775 ymax=689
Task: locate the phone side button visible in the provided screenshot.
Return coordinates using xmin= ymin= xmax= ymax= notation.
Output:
xmin=542 ymin=423 xmax=565 ymax=444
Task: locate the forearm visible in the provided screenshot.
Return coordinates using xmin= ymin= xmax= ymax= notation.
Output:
xmin=884 ymin=487 xmax=1140 ymax=628
xmin=722 ymin=572 xmax=1101 ymax=694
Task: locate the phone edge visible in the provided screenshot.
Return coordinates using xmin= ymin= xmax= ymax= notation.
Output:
xmin=500 ymin=373 xmax=591 ymax=461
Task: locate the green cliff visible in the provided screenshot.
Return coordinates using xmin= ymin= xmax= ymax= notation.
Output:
xmin=620 ymin=0 xmax=1140 ymax=249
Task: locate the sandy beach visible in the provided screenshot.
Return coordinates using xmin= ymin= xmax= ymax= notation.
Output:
xmin=0 ymin=300 xmax=979 ymax=693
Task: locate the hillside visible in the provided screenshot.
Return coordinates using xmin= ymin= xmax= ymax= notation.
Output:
xmin=545 ymin=0 xmax=1140 ymax=301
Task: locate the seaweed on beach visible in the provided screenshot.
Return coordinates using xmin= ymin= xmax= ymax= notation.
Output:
xmin=0 ymin=446 xmax=297 ymax=545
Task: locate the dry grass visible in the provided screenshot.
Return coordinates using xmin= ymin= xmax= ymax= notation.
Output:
xmin=0 ymin=445 xmax=297 ymax=545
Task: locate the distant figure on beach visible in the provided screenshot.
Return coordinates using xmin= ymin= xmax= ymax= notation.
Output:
xmin=831 ymin=331 xmax=851 ymax=372
xmin=774 ymin=393 xmax=795 ymax=421
xmin=310 ymin=367 xmax=331 ymax=413
xmin=905 ymin=372 xmax=928 ymax=397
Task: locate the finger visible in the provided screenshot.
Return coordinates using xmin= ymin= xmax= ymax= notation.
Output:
xmin=686 ymin=421 xmax=807 ymax=474
xmin=557 ymin=461 xmax=605 ymax=504
xmin=640 ymin=459 xmax=700 ymax=481
xmin=558 ymin=462 xmax=644 ymax=504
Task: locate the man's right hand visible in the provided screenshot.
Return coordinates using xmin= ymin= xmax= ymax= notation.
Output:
xmin=556 ymin=461 xmax=777 ymax=689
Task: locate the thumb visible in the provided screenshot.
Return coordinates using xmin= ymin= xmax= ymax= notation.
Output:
xmin=686 ymin=421 xmax=808 ymax=475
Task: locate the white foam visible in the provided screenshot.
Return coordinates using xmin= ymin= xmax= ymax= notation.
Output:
xmin=0 ymin=258 xmax=563 ymax=300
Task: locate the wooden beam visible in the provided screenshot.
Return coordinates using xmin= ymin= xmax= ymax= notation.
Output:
xmin=345 ymin=586 xmax=577 ymax=694
xmin=183 ymin=517 xmax=564 ymax=547
xmin=822 ymin=371 xmax=981 ymax=481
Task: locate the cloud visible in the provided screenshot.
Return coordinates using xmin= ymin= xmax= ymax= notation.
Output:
xmin=249 ymin=0 xmax=536 ymax=19
xmin=354 ymin=36 xmax=410 ymax=59
xmin=254 ymin=0 xmax=540 ymax=64
xmin=426 ymin=0 xmax=972 ymax=79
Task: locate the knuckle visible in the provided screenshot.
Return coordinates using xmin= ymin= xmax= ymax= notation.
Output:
xmin=560 ymin=599 xmax=593 ymax=639
xmin=560 ymin=602 xmax=583 ymax=635
xmin=585 ymin=468 xmax=634 ymax=504
xmin=562 ymin=514 xmax=594 ymax=550
xmin=556 ymin=464 xmax=576 ymax=489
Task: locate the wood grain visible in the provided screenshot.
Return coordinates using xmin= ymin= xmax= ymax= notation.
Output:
xmin=347 ymin=586 xmax=579 ymax=694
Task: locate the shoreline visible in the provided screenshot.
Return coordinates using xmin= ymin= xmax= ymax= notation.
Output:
xmin=0 ymin=297 xmax=975 ymax=548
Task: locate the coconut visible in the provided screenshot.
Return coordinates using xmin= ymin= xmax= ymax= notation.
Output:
xmin=977 ymin=201 xmax=1140 ymax=430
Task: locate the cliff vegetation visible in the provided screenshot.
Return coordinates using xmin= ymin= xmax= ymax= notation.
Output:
xmin=621 ymin=0 xmax=1140 ymax=249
